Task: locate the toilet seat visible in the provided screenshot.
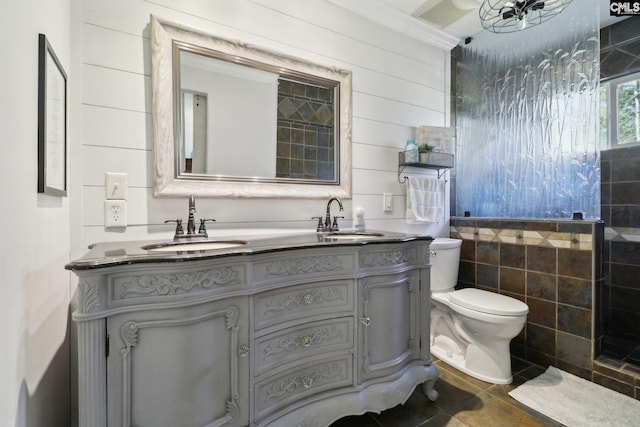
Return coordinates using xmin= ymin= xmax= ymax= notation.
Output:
xmin=449 ymin=288 xmax=528 ymax=316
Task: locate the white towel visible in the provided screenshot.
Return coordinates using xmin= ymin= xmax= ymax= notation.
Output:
xmin=406 ymin=176 xmax=445 ymax=224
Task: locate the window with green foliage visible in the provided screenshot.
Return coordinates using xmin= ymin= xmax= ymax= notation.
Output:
xmin=601 ymin=72 xmax=640 ymax=148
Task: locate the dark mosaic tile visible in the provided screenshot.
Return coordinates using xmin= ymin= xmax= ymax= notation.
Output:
xmin=526 ymin=298 xmax=556 ymax=329
xmin=476 ymin=263 xmax=498 ymax=289
xmin=557 ymin=248 xmax=592 ymax=280
xmin=527 ymin=323 xmax=556 ymax=355
xmin=594 ymin=360 xmax=636 ymax=384
xmin=458 ymin=260 xmax=475 ymax=285
xmin=593 ymin=372 xmax=636 ymax=398
xmin=477 ymin=241 xmax=499 ymax=265
xmin=558 ymin=304 xmax=592 ymax=339
xmin=611 ymin=182 xmax=640 ymax=204
xmin=556 ymin=360 xmax=593 ymax=381
xmin=610 ymin=286 xmax=640 ymax=313
xmin=526 ymin=348 xmax=555 ymax=368
xmin=524 ymin=221 xmax=557 ymax=232
xmin=610 ymin=259 xmax=640 ymax=289
xmin=610 ymin=241 xmax=640 ymax=267
xmin=500 ymin=243 xmax=525 ymax=269
xmin=609 ymin=205 xmax=640 ymax=228
xmin=500 ymin=267 xmax=525 ymax=295
xmin=558 ymin=276 xmax=592 ymax=309
xmin=526 ymin=246 xmax=556 ymax=274
xmin=527 ymin=272 xmax=556 ymax=301
xmin=557 ymin=222 xmax=594 ymax=234
xmin=460 ymin=239 xmax=476 ymax=261
xmin=607 ymin=144 xmax=640 ymax=160
xmin=557 ymin=332 xmax=592 ymax=370
xmin=450 ymin=217 xmax=476 ymax=227
xmin=611 ymin=156 xmax=640 ymax=182
xmin=601 ymin=158 xmax=611 ymax=183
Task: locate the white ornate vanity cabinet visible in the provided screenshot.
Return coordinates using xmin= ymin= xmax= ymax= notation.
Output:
xmin=68 ymin=232 xmax=439 ymax=427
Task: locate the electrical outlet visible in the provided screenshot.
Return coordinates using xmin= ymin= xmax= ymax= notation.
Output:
xmin=105 ymin=200 xmax=127 ymax=228
xmin=383 ymin=193 xmax=393 ymax=212
xmin=105 ymin=172 xmax=127 ymax=200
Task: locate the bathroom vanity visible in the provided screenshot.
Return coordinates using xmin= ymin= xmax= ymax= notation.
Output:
xmin=67 ymin=231 xmax=438 ymax=427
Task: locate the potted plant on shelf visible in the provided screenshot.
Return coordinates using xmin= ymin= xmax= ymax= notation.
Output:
xmin=418 ymin=143 xmax=435 ymax=163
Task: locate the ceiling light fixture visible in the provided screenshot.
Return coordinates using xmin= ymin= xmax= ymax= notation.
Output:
xmin=479 ymin=0 xmax=574 ymax=33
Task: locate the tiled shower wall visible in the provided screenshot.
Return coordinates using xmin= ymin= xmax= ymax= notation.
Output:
xmin=276 ymin=80 xmax=335 ymax=180
xmin=600 ymin=145 xmax=640 ymax=359
xmin=450 ymin=218 xmax=604 ymax=381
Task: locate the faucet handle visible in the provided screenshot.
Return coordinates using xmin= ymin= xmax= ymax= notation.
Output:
xmin=311 ymin=216 xmax=323 ymax=232
xmin=198 ymin=218 xmax=216 ymax=235
xmin=165 ymin=219 xmax=184 ymax=237
xmin=198 ymin=218 xmax=216 ymax=237
xmin=332 ymin=216 xmax=344 ymax=231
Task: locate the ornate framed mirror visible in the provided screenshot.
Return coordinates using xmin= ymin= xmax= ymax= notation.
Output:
xmin=151 ymin=16 xmax=352 ymax=198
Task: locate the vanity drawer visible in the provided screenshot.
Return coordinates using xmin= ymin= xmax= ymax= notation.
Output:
xmin=254 ymin=317 xmax=354 ymax=376
xmin=254 ymin=354 xmax=353 ymax=422
xmin=254 ymin=280 xmax=354 ymax=331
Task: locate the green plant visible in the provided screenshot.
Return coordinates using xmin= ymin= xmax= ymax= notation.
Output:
xmin=418 ymin=143 xmax=435 ymax=151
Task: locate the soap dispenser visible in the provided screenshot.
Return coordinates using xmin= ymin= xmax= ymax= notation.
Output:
xmin=405 ymin=139 xmax=419 ymax=163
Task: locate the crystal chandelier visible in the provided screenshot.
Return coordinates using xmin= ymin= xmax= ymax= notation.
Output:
xmin=479 ymin=0 xmax=574 ymax=33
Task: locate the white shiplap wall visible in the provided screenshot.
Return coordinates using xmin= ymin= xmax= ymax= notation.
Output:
xmin=79 ymin=0 xmax=451 ymax=249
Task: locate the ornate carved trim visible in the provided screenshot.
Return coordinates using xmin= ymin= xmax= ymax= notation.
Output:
xmin=265 ymin=256 xmax=343 ymax=277
xmin=114 ymin=267 xmax=242 ymax=299
xmin=360 ymin=249 xmax=410 ymax=268
xmin=264 ymin=362 xmax=343 ymax=402
xmin=262 ymin=325 xmax=343 ymax=360
xmin=263 ymin=287 xmax=344 ymax=314
xmin=78 ymin=278 xmax=101 ymax=313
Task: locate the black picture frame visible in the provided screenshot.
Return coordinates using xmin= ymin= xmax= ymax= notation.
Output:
xmin=38 ymin=33 xmax=67 ymax=197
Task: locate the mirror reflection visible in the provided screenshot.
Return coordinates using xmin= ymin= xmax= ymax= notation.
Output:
xmin=177 ymin=48 xmax=339 ymax=182
xmin=151 ymin=16 xmax=352 ymax=198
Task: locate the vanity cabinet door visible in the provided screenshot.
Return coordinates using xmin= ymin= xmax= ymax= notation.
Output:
xmin=105 ymin=297 xmax=250 ymax=427
xmin=358 ymin=270 xmax=421 ymax=382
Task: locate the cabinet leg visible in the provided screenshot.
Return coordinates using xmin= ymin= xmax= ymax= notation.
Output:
xmin=421 ymin=379 xmax=439 ymax=402
xmin=420 ymin=363 xmax=439 ymax=402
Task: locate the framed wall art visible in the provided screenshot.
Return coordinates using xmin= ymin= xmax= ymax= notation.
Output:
xmin=38 ymin=33 xmax=67 ymax=197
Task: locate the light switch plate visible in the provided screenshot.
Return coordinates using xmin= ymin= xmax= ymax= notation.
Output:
xmin=105 ymin=172 xmax=127 ymax=200
xmin=383 ymin=193 xmax=393 ymax=212
xmin=105 ymin=200 xmax=127 ymax=228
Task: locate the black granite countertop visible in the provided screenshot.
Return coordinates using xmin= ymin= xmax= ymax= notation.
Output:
xmin=65 ymin=230 xmax=434 ymax=271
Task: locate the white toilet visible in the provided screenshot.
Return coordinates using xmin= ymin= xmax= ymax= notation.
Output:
xmin=429 ymin=238 xmax=528 ymax=384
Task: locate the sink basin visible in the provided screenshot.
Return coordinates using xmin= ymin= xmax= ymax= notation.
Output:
xmin=142 ymin=240 xmax=248 ymax=252
xmin=321 ymin=232 xmax=385 ymax=240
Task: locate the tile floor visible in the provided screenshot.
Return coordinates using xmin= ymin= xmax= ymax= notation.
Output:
xmin=330 ymin=357 xmax=564 ymax=427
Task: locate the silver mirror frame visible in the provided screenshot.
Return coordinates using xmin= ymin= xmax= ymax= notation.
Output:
xmin=150 ymin=16 xmax=352 ymax=198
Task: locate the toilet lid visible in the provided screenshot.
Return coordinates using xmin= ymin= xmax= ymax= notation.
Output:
xmin=449 ymin=288 xmax=528 ymax=316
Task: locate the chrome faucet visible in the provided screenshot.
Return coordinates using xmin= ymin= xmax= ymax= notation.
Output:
xmin=312 ymin=197 xmax=344 ymax=232
xmin=187 ymin=194 xmax=197 ymax=235
xmin=165 ymin=195 xmax=215 ymax=240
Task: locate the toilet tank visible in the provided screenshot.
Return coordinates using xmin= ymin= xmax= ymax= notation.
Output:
xmin=430 ymin=238 xmax=462 ymax=292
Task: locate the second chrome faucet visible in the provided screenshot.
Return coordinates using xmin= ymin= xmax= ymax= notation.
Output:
xmin=313 ymin=197 xmax=344 ymax=232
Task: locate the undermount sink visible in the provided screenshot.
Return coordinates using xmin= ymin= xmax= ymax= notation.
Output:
xmin=321 ymin=232 xmax=385 ymax=240
xmin=142 ymin=240 xmax=248 ymax=252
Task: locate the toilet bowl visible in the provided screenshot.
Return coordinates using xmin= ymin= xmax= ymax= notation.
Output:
xmin=429 ymin=238 xmax=528 ymax=384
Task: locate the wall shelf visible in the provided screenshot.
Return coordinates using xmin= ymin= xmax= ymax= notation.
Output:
xmin=398 ymin=151 xmax=454 ymax=182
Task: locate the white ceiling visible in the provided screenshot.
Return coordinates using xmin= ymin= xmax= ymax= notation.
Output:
xmin=329 ymin=0 xmax=625 ymax=48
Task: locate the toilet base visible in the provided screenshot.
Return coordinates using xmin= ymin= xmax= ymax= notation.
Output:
xmin=430 ymin=345 xmax=513 ymax=384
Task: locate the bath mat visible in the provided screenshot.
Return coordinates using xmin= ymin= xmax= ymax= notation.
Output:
xmin=509 ymin=366 xmax=640 ymax=426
